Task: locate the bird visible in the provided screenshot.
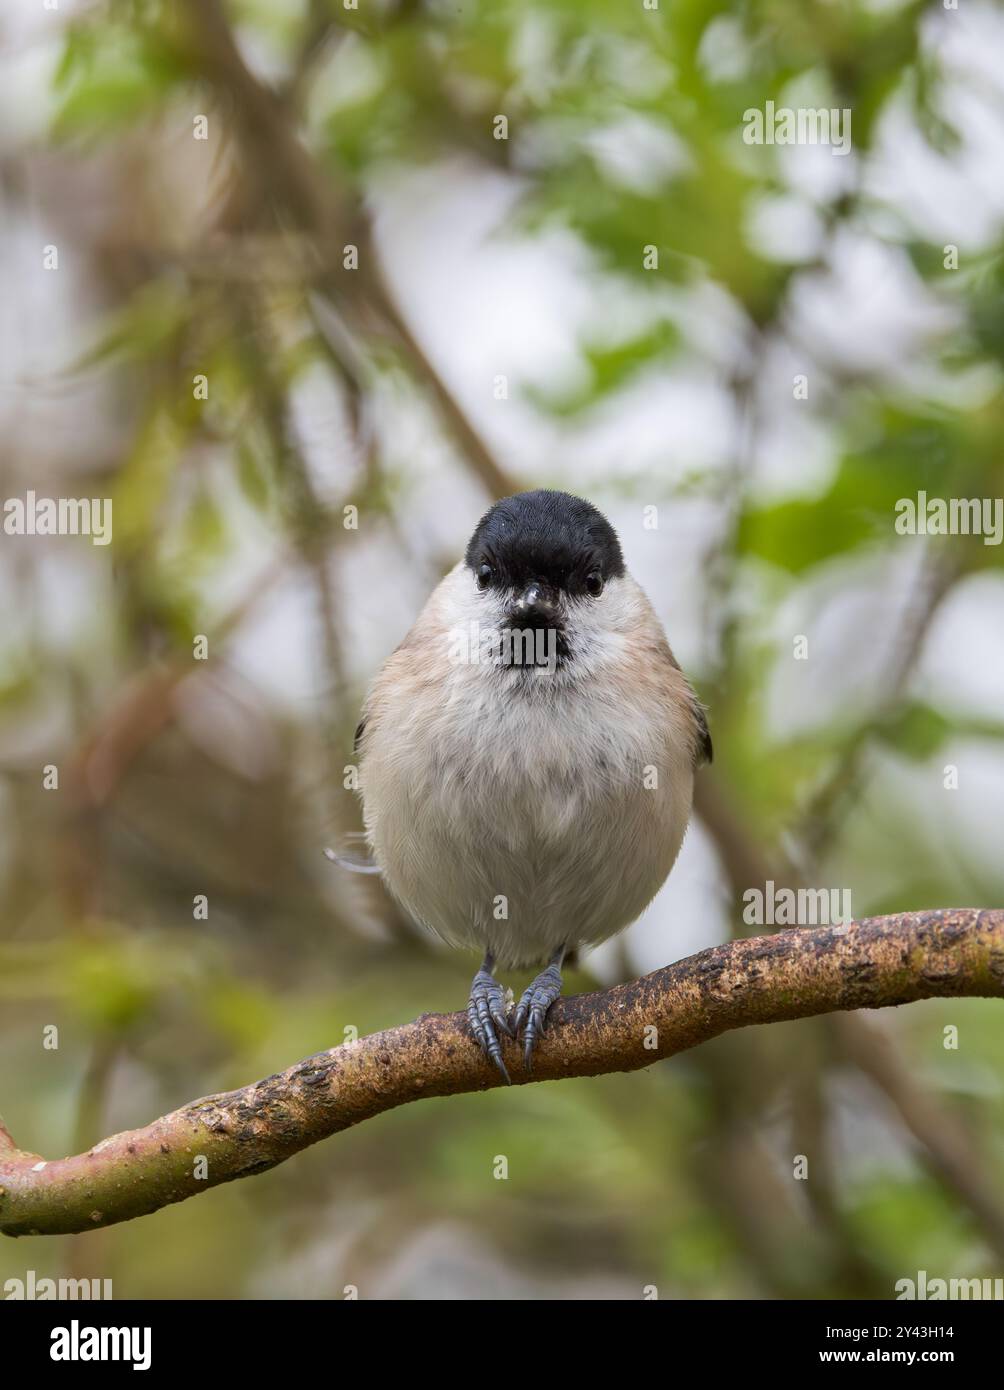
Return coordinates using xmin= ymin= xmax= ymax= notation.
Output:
xmin=351 ymin=489 xmax=711 ymax=1082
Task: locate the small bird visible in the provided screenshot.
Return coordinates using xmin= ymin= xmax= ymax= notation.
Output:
xmin=353 ymin=490 xmax=711 ymax=1081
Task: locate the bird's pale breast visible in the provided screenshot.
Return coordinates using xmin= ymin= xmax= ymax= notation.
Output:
xmin=360 ymin=652 xmax=694 ymax=968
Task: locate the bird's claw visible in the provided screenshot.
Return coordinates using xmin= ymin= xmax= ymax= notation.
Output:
xmin=467 ymin=968 xmax=513 ymax=1084
xmin=514 ymin=962 xmax=562 ymax=1072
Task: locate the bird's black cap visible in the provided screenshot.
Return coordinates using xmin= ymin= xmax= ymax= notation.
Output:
xmin=464 ymin=490 xmax=625 ymax=596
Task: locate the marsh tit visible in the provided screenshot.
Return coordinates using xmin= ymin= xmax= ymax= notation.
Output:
xmin=352 ymin=490 xmax=711 ymax=1082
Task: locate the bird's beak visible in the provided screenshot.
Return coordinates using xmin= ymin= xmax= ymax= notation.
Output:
xmin=511 ymin=581 xmax=560 ymax=627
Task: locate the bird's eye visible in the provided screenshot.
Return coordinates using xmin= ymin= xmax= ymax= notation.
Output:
xmin=585 ymin=571 xmax=604 ymax=597
xmin=476 ymin=563 xmax=493 ymax=591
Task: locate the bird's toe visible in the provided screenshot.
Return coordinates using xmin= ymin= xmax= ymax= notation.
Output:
xmin=467 ymin=970 xmax=513 ymax=1084
xmin=514 ymin=963 xmax=563 ymax=1072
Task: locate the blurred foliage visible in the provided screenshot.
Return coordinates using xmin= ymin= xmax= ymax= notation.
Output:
xmin=1 ymin=0 xmax=1003 ymax=1299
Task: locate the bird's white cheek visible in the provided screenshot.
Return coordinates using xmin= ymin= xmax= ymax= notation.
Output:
xmin=439 ymin=577 xmax=509 ymax=631
xmin=563 ymin=595 xmax=632 ymax=670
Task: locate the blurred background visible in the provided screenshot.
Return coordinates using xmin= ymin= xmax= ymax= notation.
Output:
xmin=1 ymin=0 xmax=1003 ymax=1299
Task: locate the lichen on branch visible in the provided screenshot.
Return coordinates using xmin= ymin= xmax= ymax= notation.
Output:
xmin=1 ymin=909 xmax=1001 ymax=1238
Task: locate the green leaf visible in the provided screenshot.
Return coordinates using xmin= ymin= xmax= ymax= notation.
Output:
xmin=525 ymin=321 xmax=681 ymax=417
xmin=51 ymin=29 xmax=188 ymax=140
xmin=878 ymin=702 xmax=952 ymax=760
xmin=738 ymin=414 xmax=963 ymax=574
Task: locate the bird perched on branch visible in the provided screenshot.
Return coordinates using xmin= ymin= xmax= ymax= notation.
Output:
xmin=351 ymin=490 xmax=711 ymax=1082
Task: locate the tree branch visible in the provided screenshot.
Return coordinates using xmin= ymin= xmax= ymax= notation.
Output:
xmin=695 ymin=771 xmax=1004 ymax=1263
xmin=1 ymin=910 xmax=1001 ymax=1238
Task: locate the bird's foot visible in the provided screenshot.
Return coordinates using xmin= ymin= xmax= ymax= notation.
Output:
xmin=514 ymin=957 xmax=563 ymax=1072
xmin=467 ymin=960 xmax=513 ymax=1084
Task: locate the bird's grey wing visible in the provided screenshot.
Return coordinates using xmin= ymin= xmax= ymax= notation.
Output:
xmin=322 ymin=714 xmax=379 ymax=873
xmin=339 ymin=616 xmax=436 ymax=874
xmin=693 ymin=699 xmax=713 ymax=766
xmin=662 ymin=636 xmax=712 ymax=767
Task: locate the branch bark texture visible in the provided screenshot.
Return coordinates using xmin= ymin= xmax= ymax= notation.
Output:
xmin=1 ymin=909 xmax=1001 ymax=1237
